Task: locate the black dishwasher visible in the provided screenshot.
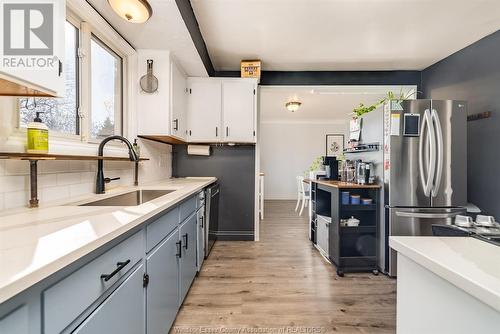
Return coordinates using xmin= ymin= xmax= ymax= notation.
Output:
xmin=205 ymin=183 xmax=219 ymax=257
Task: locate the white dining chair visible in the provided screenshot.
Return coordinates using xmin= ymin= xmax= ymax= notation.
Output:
xmin=295 ymin=176 xmax=310 ymax=216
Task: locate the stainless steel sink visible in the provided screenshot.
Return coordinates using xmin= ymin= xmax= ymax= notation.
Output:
xmin=80 ymin=189 xmax=175 ymax=206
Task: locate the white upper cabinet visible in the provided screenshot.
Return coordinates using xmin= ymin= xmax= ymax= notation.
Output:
xmin=186 ymin=77 xmax=257 ymax=144
xmin=222 ymin=80 xmax=256 ymax=143
xmin=186 ymin=78 xmax=222 ymax=143
xmin=0 ymin=0 xmax=65 ymax=97
xmin=170 ymin=61 xmax=188 ymax=140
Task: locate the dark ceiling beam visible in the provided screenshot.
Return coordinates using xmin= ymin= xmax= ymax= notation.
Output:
xmin=175 ymin=0 xmax=215 ymax=76
xmin=216 ymin=70 xmax=422 ymax=90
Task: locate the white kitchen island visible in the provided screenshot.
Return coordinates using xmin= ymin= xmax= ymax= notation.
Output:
xmin=390 ymin=236 xmax=500 ymax=334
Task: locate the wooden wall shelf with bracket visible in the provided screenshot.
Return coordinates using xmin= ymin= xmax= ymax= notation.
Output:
xmin=0 ymin=152 xmax=149 ymax=208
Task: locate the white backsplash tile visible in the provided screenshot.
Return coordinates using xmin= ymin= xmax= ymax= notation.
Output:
xmin=69 ymin=183 xmax=94 ymax=197
xmin=0 ymin=161 xmax=5 ymax=176
xmin=4 ymin=160 xmax=30 ymax=175
xmin=69 ymin=160 xmax=92 ymax=172
xmin=0 ymin=175 xmax=28 ymax=192
xmin=56 ymin=172 xmax=82 ymax=186
xmin=41 ymin=185 xmax=70 ymax=202
xmin=0 ymin=143 xmax=171 ymax=210
xmin=4 ymin=190 xmax=29 ymax=209
xmin=39 ymin=160 xmax=70 ymax=174
xmin=81 ymin=171 xmax=95 ymax=183
xmin=38 ymin=174 xmax=57 ymax=188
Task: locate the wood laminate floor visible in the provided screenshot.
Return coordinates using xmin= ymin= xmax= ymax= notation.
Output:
xmin=172 ymin=200 xmax=396 ymax=334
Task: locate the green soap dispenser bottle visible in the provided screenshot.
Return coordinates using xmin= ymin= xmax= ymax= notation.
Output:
xmin=27 ymin=112 xmax=49 ymax=154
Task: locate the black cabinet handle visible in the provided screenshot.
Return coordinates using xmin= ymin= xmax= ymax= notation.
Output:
xmin=183 ymin=233 xmax=188 ymax=249
xmin=216 ymin=127 xmax=218 ymax=137
xmin=200 ymin=216 xmax=204 ymax=228
xmin=176 ymin=241 xmax=182 ymax=258
xmin=58 ymin=60 xmax=62 ymax=77
xmin=173 ymin=119 xmax=178 ymax=131
xmin=100 ymin=259 xmax=130 ymax=282
xmin=226 ymin=126 xmax=229 ymax=137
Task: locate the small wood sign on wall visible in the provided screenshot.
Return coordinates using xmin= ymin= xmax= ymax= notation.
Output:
xmin=241 ymin=60 xmax=261 ymax=82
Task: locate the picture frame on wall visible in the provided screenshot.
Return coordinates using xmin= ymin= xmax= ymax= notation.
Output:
xmin=326 ymin=134 xmax=344 ymax=157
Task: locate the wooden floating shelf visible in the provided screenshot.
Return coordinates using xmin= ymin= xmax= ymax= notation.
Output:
xmin=138 ymin=135 xmax=187 ymax=145
xmin=0 ymin=78 xmax=53 ymax=97
xmin=138 ymin=135 xmax=256 ymax=146
xmin=0 ymin=152 xmax=149 ymax=161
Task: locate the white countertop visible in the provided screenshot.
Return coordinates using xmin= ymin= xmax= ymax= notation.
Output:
xmin=0 ymin=177 xmax=216 ymax=304
xmin=390 ymin=236 xmax=500 ymax=312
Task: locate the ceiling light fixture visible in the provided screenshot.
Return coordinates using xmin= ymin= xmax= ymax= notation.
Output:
xmin=108 ymin=0 xmax=153 ymax=23
xmin=285 ymin=100 xmax=302 ymax=112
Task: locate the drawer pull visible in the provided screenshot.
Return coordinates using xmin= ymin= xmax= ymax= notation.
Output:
xmin=176 ymin=241 xmax=182 ymax=258
xmin=183 ymin=233 xmax=188 ymax=249
xmin=100 ymin=259 xmax=131 ymax=282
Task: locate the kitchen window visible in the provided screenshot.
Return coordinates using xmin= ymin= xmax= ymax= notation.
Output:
xmin=90 ymin=36 xmax=123 ymax=139
xmin=16 ymin=11 xmax=127 ymax=144
xmin=18 ymin=21 xmax=80 ymax=136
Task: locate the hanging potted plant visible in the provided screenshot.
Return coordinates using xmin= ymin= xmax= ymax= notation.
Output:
xmin=352 ymin=90 xmax=416 ymax=118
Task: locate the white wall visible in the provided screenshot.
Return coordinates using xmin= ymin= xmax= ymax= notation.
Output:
xmin=260 ymin=122 xmax=348 ymax=199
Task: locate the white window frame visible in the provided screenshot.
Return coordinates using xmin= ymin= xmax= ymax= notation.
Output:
xmin=14 ymin=15 xmax=82 ymax=142
xmin=5 ymin=0 xmax=136 ymax=154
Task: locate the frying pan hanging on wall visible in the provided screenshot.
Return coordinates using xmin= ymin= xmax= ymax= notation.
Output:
xmin=140 ymin=59 xmax=158 ymax=93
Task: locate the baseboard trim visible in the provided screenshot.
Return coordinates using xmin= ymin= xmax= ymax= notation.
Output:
xmin=216 ymin=231 xmax=255 ymax=241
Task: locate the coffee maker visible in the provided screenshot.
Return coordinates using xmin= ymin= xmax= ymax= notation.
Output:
xmin=323 ymin=156 xmax=339 ymax=180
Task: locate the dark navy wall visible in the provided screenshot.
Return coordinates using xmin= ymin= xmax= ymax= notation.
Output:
xmin=422 ymin=30 xmax=500 ymax=218
xmin=172 ymin=145 xmax=255 ymax=241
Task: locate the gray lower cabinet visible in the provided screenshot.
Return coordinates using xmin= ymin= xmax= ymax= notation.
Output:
xmin=73 ymin=264 xmax=145 ymax=334
xmin=179 ymin=213 xmax=198 ymax=304
xmin=0 ymin=305 xmax=29 ymax=334
xmin=0 ymin=192 xmax=206 ymax=334
xmin=146 ymin=230 xmax=180 ymax=334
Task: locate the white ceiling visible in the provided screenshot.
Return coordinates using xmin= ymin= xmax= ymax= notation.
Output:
xmin=259 ymin=85 xmax=416 ymax=123
xmin=86 ymin=0 xmax=207 ymax=76
xmin=191 ymin=0 xmax=500 ymax=71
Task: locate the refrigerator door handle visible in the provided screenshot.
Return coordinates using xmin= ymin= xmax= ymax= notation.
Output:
xmin=431 ymin=109 xmax=444 ymax=197
xmin=427 ymin=110 xmax=437 ymax=197
xmin=419 ymin=109 xmax=435 ymax=196
xmin=395 ymin=211 xmax=460 ymax=219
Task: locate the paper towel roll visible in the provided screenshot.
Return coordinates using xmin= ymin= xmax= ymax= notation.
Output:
xmin=187 ymin=145 xmax=211 ymax=156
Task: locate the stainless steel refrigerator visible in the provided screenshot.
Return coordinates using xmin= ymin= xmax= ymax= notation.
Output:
xmin=353 ymin=99 xmax=468 ymax=276
xmin=385 ymin=100 xmax=467 ymax=276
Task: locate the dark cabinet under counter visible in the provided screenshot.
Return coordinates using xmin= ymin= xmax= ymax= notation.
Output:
xmin=310 ymin=180 xmax=381 ymax=276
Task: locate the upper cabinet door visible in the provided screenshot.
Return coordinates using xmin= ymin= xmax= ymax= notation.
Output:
xmin=222 ymin=80 xmax=256 ymax=143
xmin=0 ymin=0 xmax=65 ymax=97
xmin=170 ymin=61 xmax=187 ymax=140
xmin=187 ymin=79 xmax=222 ymax=142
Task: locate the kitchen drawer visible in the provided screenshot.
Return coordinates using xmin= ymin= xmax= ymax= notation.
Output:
xmin=180 ymin=196 xmax=196 ymax=222
xmin=146 ymin=207 xmax=179 ymax=252
xmin=196 ymin=191 xmax=205 ymax=209
xmin=73 ymin=264 xmax=145 ymax=334
xmin=43 ymin=231 xmax=144 ymax=334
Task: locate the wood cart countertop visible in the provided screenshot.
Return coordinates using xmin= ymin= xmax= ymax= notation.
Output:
xmin=309 ymin=179 xmax=381 ymax=189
